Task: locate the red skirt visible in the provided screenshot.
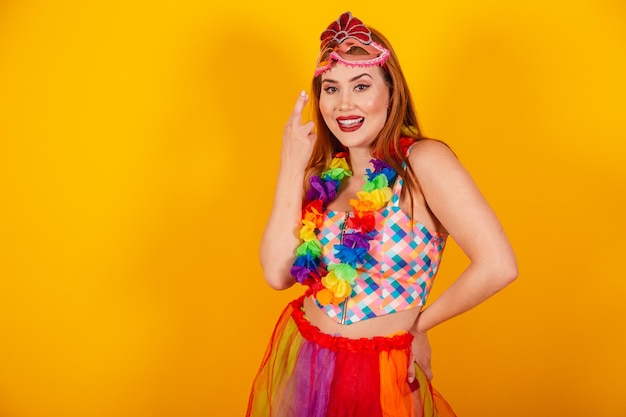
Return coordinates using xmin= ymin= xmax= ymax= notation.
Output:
xmin=247 ymin=295 xmax=456 ymax=417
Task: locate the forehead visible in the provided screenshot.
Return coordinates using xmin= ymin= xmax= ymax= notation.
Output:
xmin=320 ymin=62 xmax=386 ymax=82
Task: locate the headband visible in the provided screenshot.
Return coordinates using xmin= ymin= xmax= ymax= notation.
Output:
xmin=314 ymin=12 xmax=390 ymax=77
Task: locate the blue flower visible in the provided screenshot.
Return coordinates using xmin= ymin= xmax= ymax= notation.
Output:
xmin=290 ymin=253 xmax=320 ymax=283
xmin=293 ymin=252 xmax=318 ymax=269
xmin=366 ymin=159 xmax=397 ymax=183
xmin=333 ymin=244 xmax=367 ymax=268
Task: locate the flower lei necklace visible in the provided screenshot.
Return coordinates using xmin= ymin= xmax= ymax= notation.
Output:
xmin=290 ymin=153 xmax=397 ymax=306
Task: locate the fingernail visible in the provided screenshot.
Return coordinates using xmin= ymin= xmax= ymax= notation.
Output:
xmin=408 ymin=377 xmax=414 ymax=383
xmin=300 ymin=90 xmax=306 ymax=96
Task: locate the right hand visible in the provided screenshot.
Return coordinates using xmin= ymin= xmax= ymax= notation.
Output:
xmin=408 ymin=328 xmax=433 ymax=383
xmin=281 ymin=90 xmax=317 ymax=168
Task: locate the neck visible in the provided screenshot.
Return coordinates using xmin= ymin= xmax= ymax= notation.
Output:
xmin=346 ymin=147 xmax=375 ymax=177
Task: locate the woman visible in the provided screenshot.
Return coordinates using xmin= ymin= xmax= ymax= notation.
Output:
xmin=247 ymin=11 xmax=517 ymax=417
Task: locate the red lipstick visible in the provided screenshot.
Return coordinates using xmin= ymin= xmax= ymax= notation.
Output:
xmin=336 ymin=116 xmax=364 ymax=132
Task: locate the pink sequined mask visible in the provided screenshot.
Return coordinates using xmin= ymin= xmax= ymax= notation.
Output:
xmin=314 ymin=12 xmax=390 ymax=77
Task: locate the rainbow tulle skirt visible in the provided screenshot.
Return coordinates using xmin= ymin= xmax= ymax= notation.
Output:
xmin=246 ymin=295 xmax=456 ymax=417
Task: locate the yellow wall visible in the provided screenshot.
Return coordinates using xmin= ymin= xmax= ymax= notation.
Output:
xmin=1 ymin=1 xmax=624 ymax=416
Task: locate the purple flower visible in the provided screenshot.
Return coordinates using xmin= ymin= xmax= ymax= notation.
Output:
xmin=342 ymin=232 xmax=371 ymax=249
xmin=305 ymin=176 xmax=338 ymax=204
xmin=366 ymin=159 xmax=397 ymax=183
xmin=290 ymin=253 xmax=319 ymax=283
xmin=371 ymin=159 xmax=392 ymax=172
xmin=290 ymin=265 xmax=313 ymax=283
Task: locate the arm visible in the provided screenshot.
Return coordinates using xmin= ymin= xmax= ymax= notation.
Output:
xmin=410 ymin=140 xmax=518 ymax=332
xmin=407 ymin=140 xmax=517 ymax=382
xmin=259 ymin=91 xmax=317 ymax=290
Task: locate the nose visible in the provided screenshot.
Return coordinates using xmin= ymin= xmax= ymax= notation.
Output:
xmin=337 ymin=90 xmax=352 ymax=111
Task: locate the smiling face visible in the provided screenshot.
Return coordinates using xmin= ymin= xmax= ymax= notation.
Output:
xmin=318 ymin=63 xmax=391 ymax=150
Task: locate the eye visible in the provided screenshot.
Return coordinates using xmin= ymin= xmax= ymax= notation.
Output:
xmin=323 ymin=85 xmax=338 ymax=94
xmin=355 ymin=83 xmax=370 ymax=91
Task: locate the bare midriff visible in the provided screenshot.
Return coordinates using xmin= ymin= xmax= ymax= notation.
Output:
xmin=302 ymin=295 xmax=421 ymax=339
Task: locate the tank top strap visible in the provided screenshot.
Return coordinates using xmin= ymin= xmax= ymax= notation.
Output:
xmin=390 ymin=174 xmax=404 ymax=207
xmin=390 ymin=141 xmax=418 ymax=207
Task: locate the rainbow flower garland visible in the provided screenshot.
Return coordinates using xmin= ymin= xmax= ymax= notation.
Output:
xmin=290 ymin=154 xmax=397 ymax=306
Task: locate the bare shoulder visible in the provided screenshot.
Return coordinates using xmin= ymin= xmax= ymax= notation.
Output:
xmin=406 ymin=139 xmax=461 ymax=175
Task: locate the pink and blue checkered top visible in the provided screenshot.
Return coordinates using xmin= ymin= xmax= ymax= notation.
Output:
xmin=313 ymin=159 xmax=448 ymax=325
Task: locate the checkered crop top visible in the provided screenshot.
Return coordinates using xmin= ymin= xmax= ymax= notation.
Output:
xmin=313 ymin=164 xmax=448 ymax=325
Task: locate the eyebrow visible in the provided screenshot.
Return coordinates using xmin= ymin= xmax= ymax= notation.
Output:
xmin=321 ymin=73 xmax=373 ymax=84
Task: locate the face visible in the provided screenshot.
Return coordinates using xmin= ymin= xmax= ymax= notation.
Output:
xmin=319 ymin=63 xmax=390 ymax=150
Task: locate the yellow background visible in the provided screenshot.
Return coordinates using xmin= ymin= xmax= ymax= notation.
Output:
xmin=1 ymin=1 xmax=625 ymax=416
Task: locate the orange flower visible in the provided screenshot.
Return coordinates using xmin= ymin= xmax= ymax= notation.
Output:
xmin=315 ymin=288 xmax=334 ymax=305
xmin=303 ymin=200 xmax=324 ymax=228
xmin=292 ymin=155 xmax=397 ymax=307
xmin=315 ymin=288 xmax=348 ymax=305
xmin=349 ymin=198 xmax=375 ymax=214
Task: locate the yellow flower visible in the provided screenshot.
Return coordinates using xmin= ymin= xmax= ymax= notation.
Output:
xmin=356 ymin=187 xmax=392 ymax=210
xmin=299 ymin=219 xmax=317 ymax=241
xmin=322 ymin=271 xmax=352 ymax=298
xmin=322 ymin=156 xmax=353 ymax=180
xmin=332 ymin=279 xmax=352 ymax=299
xmin=328 ymin=157 xmax=351 ymax=172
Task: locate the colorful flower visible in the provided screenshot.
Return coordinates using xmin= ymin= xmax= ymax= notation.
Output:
xmin=349 ymin=198 xmax=375 ymax=213
xmin=295 ymin=240 xmax=322 ymax=258
xmin=290 ymin=265 xmax=313 ymax=283
xmin=334 ymin=243 xmax=367 ymax=268
xmin=366 ymin=159 xmax=397 ymax=183
xmin=305 ymin=175 xmax=338 ymax=203
xmin=327 ymin=263 xmax=357 ymax=284
xmin=356 ymin=188 xmax=392 ymax=210
xmin=290 ymin=153 xmax=396 ymax=307
xmin=299 ymin=219 xmax=317 ymax=241
xmin=315 ymin=288 xmax=343 ymax=305
xmin=363 ymin=173 xmax=389 ymax=191
xmin=342 ymin=232 xmax=371 ymax=249
xmin=346 ymin=210 xmax=376 ymax=233
xmin=322 ymin=271 xmax=352 ymax=298
xmin=303 ymin=200 xmax=324 ymax=229
xmin=323 ymin=156 xmax=352 ymax=180
xmin=292 ymin=252 xmax=317 ymax=270
xmin=290 ymin=251 xmax=319 ymax=284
